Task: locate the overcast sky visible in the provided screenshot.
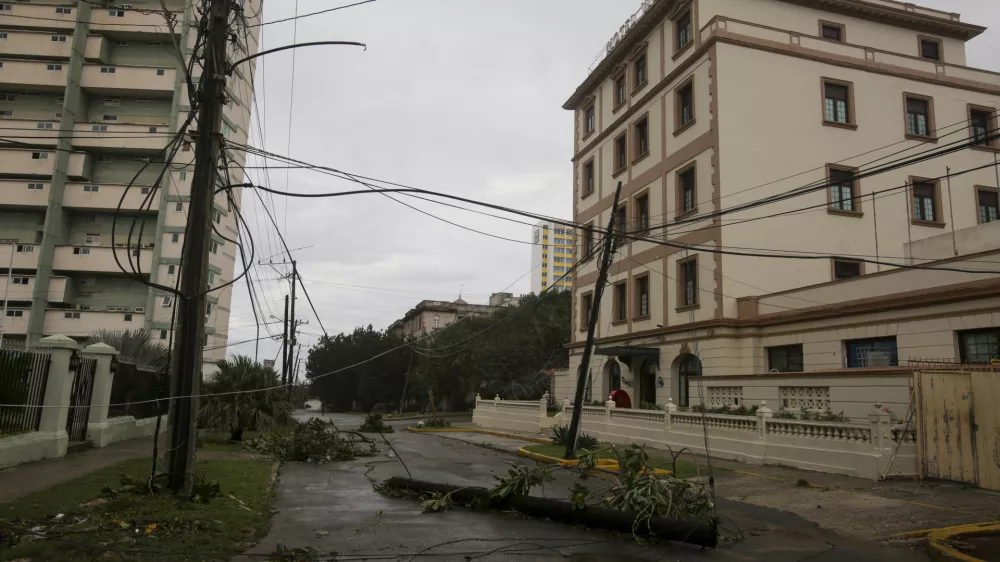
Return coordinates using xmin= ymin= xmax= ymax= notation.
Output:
xmin=224 ymin=0 xmax=1000 ymax=365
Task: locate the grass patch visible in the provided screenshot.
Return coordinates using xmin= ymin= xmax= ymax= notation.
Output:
xmin=198 ymin=424 xmax=294 ymax=453
xmin=522 ymin=443 xmax=699 ymax=478
xmin=0 ymin=457 xmax=274 ymax=561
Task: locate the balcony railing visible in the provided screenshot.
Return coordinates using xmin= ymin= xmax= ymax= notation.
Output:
xmin=63 ymin=182 xmax=161 ymax=212
xmin=81 ymin=64 xmax=177 ymax=96
xmin=0 ymin=276 xmax=70 ymax=304
xmin=0 ymin=59 xmax=69 ymax=90
xmin=43 ymin=309 xmax=145 ymax=335
xmin=72 ymin=122 xmax=172 ymax=151
xmin=89 ymin=8 xmax=182 ymax=34
xmin=0 ymin=179 xmax=49 ymax=208
xmin=0 ymin=31 xmax=72 ymax=59
xmin=52 ymin=245 xmax=153 ymax=275
xmin=0 ymin=4 xmax=76 ymax=31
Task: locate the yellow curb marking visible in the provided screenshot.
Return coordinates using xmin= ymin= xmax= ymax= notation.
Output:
xmin=517 ymin=446 xmax=673 ymax=477
xmin=405 ymin=426 xmax=552 ymax=445
xmin=925 ymin=522 xmax=1000 ymax=562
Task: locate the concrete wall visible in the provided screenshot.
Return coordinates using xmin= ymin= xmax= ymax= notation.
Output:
xmin=90 ymin=416 xmax=158 ymax=448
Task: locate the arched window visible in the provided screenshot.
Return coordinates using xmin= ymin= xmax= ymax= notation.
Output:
xmin=640 ymin=361 xmax=657 ymax=406
xmin=678 ymin=355 xmax=702 ymax=407
xmin=433 ymin=315 xmax=440 ymax=328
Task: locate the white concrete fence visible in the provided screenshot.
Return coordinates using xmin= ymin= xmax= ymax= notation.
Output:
xmin=0 ymin=335 xmax=158 ymax=470
xmin=472 ymin=393 xmax=917 ymax=481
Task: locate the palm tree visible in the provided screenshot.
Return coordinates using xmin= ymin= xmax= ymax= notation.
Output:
xmin=198 ymin=355 xmax=292 ymax=441
xmin=86 ymin=329 xmax=169 ymax=370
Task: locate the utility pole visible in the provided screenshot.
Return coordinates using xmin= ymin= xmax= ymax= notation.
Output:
xmin=281 ymin=295 xmax=289 ymax=387
xmin=165 ymin=0 xmax=229 ymax=495
xmin=565 ymin=182 xmax=623 ymax=460
xmin=287 ymin=260 xmax=297 ymax=388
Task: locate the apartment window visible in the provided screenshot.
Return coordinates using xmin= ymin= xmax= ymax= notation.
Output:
xmin=678 ymin=257 xmax=698 ymax=308
xmin=846 ymin=337 xmax=898 ymax=368
xmin=55 ymin=7 xmax=71 ymax=14
xmin=977 ymin=188 xmax=999 ymax=224
xmin=678 ymin=164 xmax=696 ymax=215
xmin=6 ymin=310 xmax=22 ymax=318
xmin=113 ymin=40 xmax=128 ymax=46
xmin=634 ymin=116 xmax=649 ymax=159
xmin=124 ymin=313 xmax=133 ymax=322
xmin=583 ymin=159 xmax=594 ymax=195
xmin=819 ymin=21 xmax=844 ymax=42
xmin=213 ymin=210 xmax=222 ymax=224
xmin=823 ymin=79 xmax=852 ymax=125
xmin=31 ymin=152 xmax=48 ymax=160
xmin=73 ymin=247 xmax=91 ymax=255
xmin=170 ymin=232 xmax=180 ymax=243
xmin=613 ymin=282 xmax=627 ymax=323
xmin=179 ymin=171 xmax=187 ymax=180
xmin=139 ymin=187 xmax=150 ymax=194
xmin=11 ymin=277 xmax=28 ymax=285
xmin=636 ymin=193 xmax=649 ymax=232
xmin=833 ymin=258 xmax=862 ymax=281
xmin=614 ymin=132 xmax=627 ymax=174
xmin=910 ymin=179 xmax=939 ymax=224
xmin=584 ymin=105 xmax=595 ymax=135
xmin=109 ymin=9 xmax=125 ymax=17
xmin=203 ymin=334 xmax=208 ymax=346
xmin=46 ymin=64 xmax=62 ymax=71
xmin=91 ymin=124 xmax=108 ymax=132
xmin=613 ymin=73 xmax=626 ymax=108
xmin=634 ymin=53 xmax=647 ymax=90
xmin=210 ymin=240 xmax=220 ymax=254
xmin=148 ymin=126 xmax=157 ymax=133
xmin=160 ymin=296 xmax=173 ymax=307
xmin=675 ymin=9 xmax=692 ymax=51
xmin=635 ymin=275 xmax=649 ymax=318
xmin=958 ymin=328 xmax=1000 ymax=364
xmin=583 ymin=222 xmax=594 ymax=255
xmin=26 ymin=183 xmax=43 ymax=190
xmin=676 ymin=81 xmax=694 ymax=130
xmin=167 ymin=264 xmax=176 ymax=275
xmin=105 ymin=97 xmax=121 ymax=106
xmin=828 ymin=166 xmax=858 ymax=214
xmin=86 ymin=214 xmax=100 ymax=223
xmin=103 ymin=115 xmax=118 ymax=122
xmin=16 ymin=245 xmax=33 ymax=253
xmin=50 ymin=35 xmax=67 ymax=42
xmin=35 ymin=121 xmax=52 ymax=129
xmin=156 ymin=69 xmax=165 ymax=76
xmin=82 ymin=184 xmax=99 ymax=192
xmin=768 ymin=344 xmax=804 ymax=372
xmin=614 ymin=205 xmax=627 ymax=247
xmin=64 ymin=311 xmax=81 ymax=319
xmin=174 ymin=202 xmax=183 ymax=212
xmin=919 ymin=37 xmax=941 ymax=61
xmin=100 ymin=66 xmax=116 ymax=74
xmin=970 ymin=107 xmax=996 ymax=147
xmin=208 ymin=270 xmax=215 ymax=284
xmin=0 ymin=110 xmax=12 ymax=119
xmin=159 ymin=330 xmax=168 ymax=340
xmin=577 ymin=292 xmax=593 ymax=329
xmin=905 ymin=95 xmax=933 ymax=138
xmin=84 ymin=233 xmax=100 ymax=246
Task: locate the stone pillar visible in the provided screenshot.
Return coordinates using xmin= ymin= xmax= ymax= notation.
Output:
xmin=756 ymin=400 xmax=773 ymax=440
xmin=868 ymin=402 xmax=891 ymax=453
xmin=561 ymin=397 xmax=570 ymax=416
xmin=35 ymin=335 xmax=81 ymax=458
xmin=539 ymin=392 xmax=549 ymax=427
xmin=493 ymin=394 xmax=500 ymax=410
xmin=84 ymin=343 xmax=119 ymax=448
xmin=665 ymin=398 xmax=678 ymax=432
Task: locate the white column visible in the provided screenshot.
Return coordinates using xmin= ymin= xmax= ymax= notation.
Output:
xmin=35 ymin=335 xmax=80 ymax=458
xmin=539 ymin=392 xmax=549 ymax=429
xmin=756 ymin=400 xmax=773 ymax=440
xmin=84 ymin=343 xmax=119 ymax=448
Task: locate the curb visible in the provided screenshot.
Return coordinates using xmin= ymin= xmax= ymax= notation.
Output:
xmin=924 ymin=521 xmax=1000 ymax=562
xmin=405 ymin=427 xmax=552 ymax=445
xmin=516 ymin=446 xmax=672 ymax=477
xmin=383 ymin=412 xmax=469 ymax=422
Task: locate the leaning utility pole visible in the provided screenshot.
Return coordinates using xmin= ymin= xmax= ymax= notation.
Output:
xmin=287 ymin=260 xmax=297 ymax=388
xmin=165 ymin=0 xmax=229 ymax=495
xmin=565 ymin=182 xmax=623 ymax=460
xmin=281 ymin=295 xmax=289 ymax=387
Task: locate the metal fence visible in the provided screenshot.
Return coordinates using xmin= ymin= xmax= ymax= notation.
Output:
xmin=65 ymin=355 xmax=97 ymax=443
xmin=903 ymin=358 xmax=997 ymax=373
xmin=107 ymin=362 xmax=167 ymax=420
xmin=0 ymin=348 xmax=51 ymax=435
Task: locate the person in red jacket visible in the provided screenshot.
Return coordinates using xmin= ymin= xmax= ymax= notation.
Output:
xmin=609 ymin=389 xmax=632 ymax=409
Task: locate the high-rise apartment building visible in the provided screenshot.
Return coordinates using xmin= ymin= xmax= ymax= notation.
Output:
xmin=561 ymin=0 xmax=1000 ymax=406
xmin=0 ymin=1 xmax=260 ymax=372
xmin=530 ymin=220 xmax=575 ymax=294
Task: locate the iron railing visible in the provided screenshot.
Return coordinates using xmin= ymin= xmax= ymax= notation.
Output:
xmin=66 ymin=354 xmax=97 ymax=443
xmin=903 ymin=358 xmax=997 ymax=373
xmin=107 ymin=362 xmax=167 ymax=420
xmin=0 ymin=348 xmax=51 ymax=435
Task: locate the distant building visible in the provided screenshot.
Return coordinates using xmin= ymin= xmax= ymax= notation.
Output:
xmin=489 ymin=292 xmax=523 ymax=307
xmin=530 ymin=220 xmax=576 ymax=294
xmin=392 ymin=298 xmax=497 ymax=339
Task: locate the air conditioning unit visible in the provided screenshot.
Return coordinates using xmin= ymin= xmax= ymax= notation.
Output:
xmin=143 ymin=243 xmax=155 ymax=248
xmin=77 ymin=305 xmax=92 ymax=311
xmin=114 ymin=243 xmax=126 ymax=247
xmin=134 ymin=307 xmax=145 ymax=313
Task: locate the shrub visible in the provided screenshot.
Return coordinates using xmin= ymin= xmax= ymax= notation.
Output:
xmin=245 ymin=418 xmax=376 ymax=462
xmin=639 ymin=402 xmax=664 ymax=411
xmin=359 ymin=413 xmax=394 ymax=433
xmin=551 ymin=425 xmax=599 ymax=450
xmin=198 ymin=356 xmax=292 ymax=441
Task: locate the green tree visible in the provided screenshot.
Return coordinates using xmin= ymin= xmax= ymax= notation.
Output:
xmin=86 ymin=329 xmax=169 ymax=370
xmin=198 ymin=355 xmax=291 ymax=441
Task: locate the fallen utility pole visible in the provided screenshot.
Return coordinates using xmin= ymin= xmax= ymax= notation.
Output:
xmin=565 ymin=181 xmax=623 ymax=460
xmin=165 ymin=0 xmax=229 ymax=495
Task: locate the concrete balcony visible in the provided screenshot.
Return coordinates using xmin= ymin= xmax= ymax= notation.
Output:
xmin=0 ymin=119 xmax=61 ymax=146
xmin=72 ymin=122 xmax=171 ymax=151
xmin=63 ymin=182 xmax=161 ymax=213
xmin=0 ymin=31 xmax=73 ymax=59
xmin=0 ymin=309 xmax=29 ymax=336
xmin=0 ymin=179 xmax=49 ymax=209
xmin=0 ymin=4 xmax=76 ymax=32
xmin=44 ymin=309 xmax=144 ymax=335
xmin=52 ymin=245 xmax=152 ymax=275
xmin=0 ymin=243 xmax=40 ymax=270
xmin=0 ymin=276 xmax=71 ymax=304
xmin=0 ymin=149 xmax=91 ymax=179
xmin=89 ymin=9 xmax=182 ymax=34
xmin=81 ymin=64 xmax=177 ymax=96
xmin=84 ymin=36 xmax=110 ymax=63
xmin=0 ymin=60 xmax=69 ymax=91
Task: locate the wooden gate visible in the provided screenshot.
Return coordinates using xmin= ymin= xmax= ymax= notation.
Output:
xmin=917 ymin=371 xmax=1000 ymax=490
xmin=65 ymin=355 xmax=97 ymax=443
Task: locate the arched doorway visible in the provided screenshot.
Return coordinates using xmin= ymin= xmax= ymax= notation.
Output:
xmin=639 ymin=360 xmax=657 ymax=406
xmin=606 ymin=360 xmax=622 ymax=394
xmin=677 ymin=354 xmax=701 ymax=407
